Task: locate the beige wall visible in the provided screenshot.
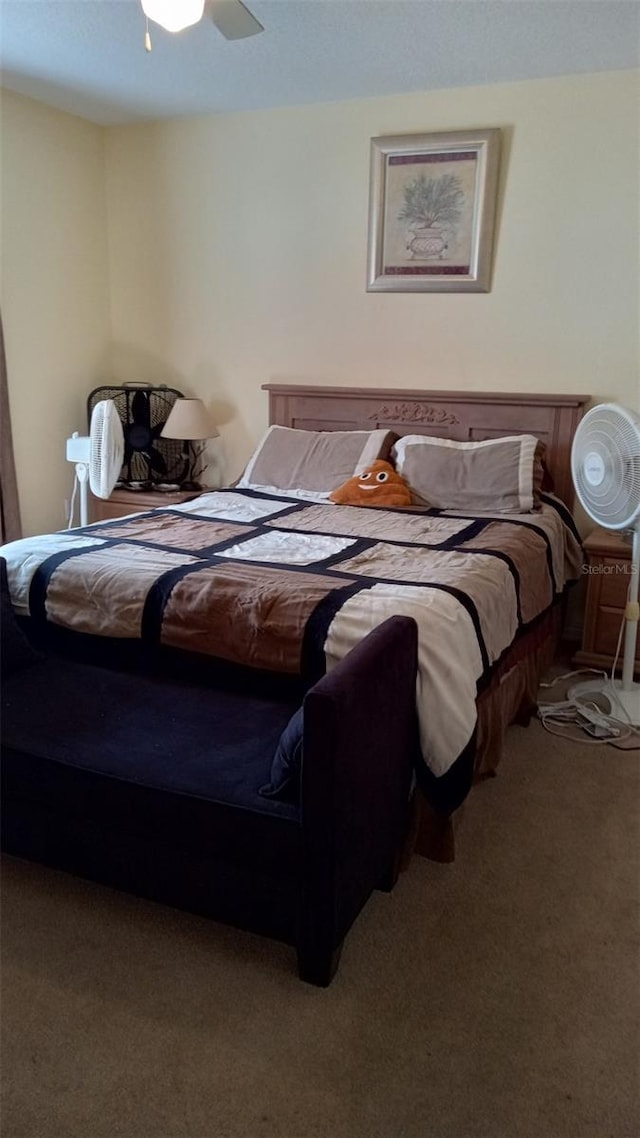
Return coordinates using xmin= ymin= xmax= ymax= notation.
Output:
xmin=0 ymin=90 xmax=111 ymax=535
xmin=105 ymin=69 xmax=639 ymax=485
xmin=1 ymin=70 xmax=638 ymax=534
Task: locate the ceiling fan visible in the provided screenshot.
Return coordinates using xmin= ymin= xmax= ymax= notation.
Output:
xmin=141 ymin=0 xmax=263 ymax=45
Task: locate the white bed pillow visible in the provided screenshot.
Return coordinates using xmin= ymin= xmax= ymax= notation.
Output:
xmin=237 ymin=425 xmax=396 ymax=499
xmin=392 ymin=433 xmax=541 ymax=513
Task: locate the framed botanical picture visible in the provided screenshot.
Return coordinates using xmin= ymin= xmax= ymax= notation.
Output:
xmin=366 ymin=129 xmax=502 ymax=293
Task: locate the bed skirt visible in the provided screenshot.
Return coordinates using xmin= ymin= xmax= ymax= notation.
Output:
xmin=409 ymin=602 xmax=564 ymax=863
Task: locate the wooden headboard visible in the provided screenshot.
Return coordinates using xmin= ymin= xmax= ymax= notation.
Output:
xmin=263 ymin=385 xmax=589 ymax=508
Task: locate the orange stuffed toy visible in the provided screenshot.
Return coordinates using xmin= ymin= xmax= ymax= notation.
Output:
xmin=329 ymin=460 xmax=411 ymax=509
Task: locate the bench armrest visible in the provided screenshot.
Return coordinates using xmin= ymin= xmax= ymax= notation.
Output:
xmin=297 ymin=615 xmax=418 ymax=983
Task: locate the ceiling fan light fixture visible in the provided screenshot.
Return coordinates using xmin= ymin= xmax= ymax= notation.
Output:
xmin=140 ymin=0 xmax=206 ymax=33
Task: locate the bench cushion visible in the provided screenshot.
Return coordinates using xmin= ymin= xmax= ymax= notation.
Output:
xmin=2 ymin=658 xmax=299 ymax=819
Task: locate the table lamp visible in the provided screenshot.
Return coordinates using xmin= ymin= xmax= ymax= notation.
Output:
xmin=160 ymin=398 xmax=219 ymax=490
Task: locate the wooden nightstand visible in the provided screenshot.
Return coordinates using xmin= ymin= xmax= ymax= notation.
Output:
xmin=574 ymin=526 xmax=639 ymax=677
xmin=90 ymin=487 xmax=204 ymax=522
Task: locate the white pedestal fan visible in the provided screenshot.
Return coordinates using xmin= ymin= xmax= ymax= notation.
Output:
xmin=66 ymin=400 xmax=124 ymax=527
xmin=569 ymin=402 xmax=640 ymax=726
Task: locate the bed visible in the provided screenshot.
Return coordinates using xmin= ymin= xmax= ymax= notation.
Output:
xmin=1 ymin=385 xmax=588 ymax=860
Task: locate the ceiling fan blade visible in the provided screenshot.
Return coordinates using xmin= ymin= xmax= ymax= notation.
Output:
xmin=208 ymin=0 xmax=264 ymax=40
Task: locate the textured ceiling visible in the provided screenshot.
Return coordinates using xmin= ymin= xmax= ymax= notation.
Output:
xmin=0 ymin=0 xmax=638 ymax=126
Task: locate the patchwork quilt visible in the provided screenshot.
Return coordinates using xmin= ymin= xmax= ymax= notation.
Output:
xmin=1 ymin=490 xmax=582 ymax=778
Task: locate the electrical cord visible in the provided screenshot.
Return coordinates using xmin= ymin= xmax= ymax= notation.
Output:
xmin=537 ymin=704 xmax=637 ymax=745
xmin=606 ymin=577 xmax=640 ymax=737
xmin=66 ymin=475 xmax=79 ymax=529
xmin=537 ymin=667 xmax=639 ymax=745
xmin=538 ymin=570 xmax=640 ymax=746
xmin=610 ymin=608 xmax=626 ymax=684
xmin=539 ymin=668 xmax=607 ymax=689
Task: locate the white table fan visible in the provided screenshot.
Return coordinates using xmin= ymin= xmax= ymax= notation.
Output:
xmin=569 ymin=402 xmax=640 ymax=726
xmin=66 ymin=400 xmax=124 ymax=527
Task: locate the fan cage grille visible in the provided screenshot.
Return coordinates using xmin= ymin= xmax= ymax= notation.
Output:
xmin=89 ymin=402 xmax=125 ymax=499
xmin=87 ymin=384 xmax=187 ymax=488
xmin=571 ymin=403 xmax=640 ymax=529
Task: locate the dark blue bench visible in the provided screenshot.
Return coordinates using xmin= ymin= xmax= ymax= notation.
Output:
xmin=1 ymin=560 xmax=418 ymax=985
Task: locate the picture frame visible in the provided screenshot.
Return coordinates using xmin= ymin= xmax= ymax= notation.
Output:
xmin=366 ymin=128 xmax=502 ymax=293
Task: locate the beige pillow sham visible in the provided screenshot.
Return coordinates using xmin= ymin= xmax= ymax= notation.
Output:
xmin=392 ymin=433 xmax=542 ymax=513
xmin=237 ymin=425 xmax=397 ymax=498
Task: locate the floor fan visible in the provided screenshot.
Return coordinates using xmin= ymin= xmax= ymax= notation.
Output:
xmin=66 ymin=400 xmax=125 ymax=527
xmin=569 ymin=403 xmax=640 ymax=726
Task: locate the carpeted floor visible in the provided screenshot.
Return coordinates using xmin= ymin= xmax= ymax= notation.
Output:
xmin=1 ymin=713 xmax=638 ymax=1138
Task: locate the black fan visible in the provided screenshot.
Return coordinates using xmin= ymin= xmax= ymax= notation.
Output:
xmin=87 ymin=383 xmax=186 ymax=488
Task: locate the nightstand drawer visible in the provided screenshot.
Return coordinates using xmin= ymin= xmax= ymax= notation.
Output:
xmin=574 ymin=526 xmax=639 ymax=677
xmin=594 ymin=607 xmax=638 ymax=661
xmin=598 ymin=559 xmax=635 ymax=608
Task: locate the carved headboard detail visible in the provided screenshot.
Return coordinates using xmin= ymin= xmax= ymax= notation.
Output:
xmin=367 ymin=403 xmax=460 ymax=426
xmin=262 ymin=384 xmax=590 ymax=508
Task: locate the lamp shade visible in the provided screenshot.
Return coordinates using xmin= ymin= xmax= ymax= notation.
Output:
xmin=141 ymin=0 xmax=205 ymax=33
xmin=161 ymin=399 xmax=219 ymax=441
